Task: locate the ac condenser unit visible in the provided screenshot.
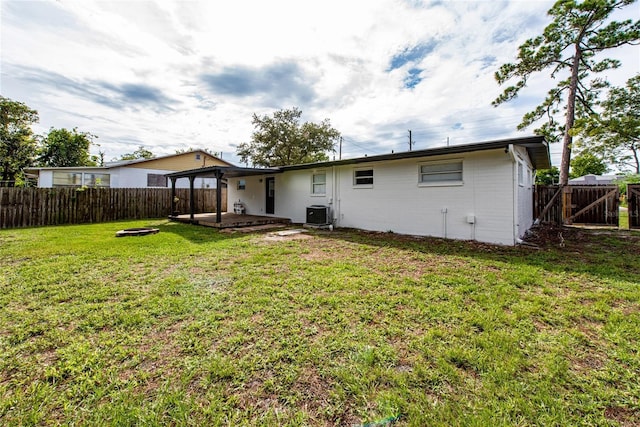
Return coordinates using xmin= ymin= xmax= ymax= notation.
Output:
xmin=306 ymin=205 xmax=330 ymax=225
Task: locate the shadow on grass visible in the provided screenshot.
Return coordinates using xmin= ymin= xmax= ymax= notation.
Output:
xmin=315 ymin=226 xmax=640 ymax=284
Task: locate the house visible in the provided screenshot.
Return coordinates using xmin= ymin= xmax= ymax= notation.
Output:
xmin=568 ymin=174 xmax=620 ymax=186
xmin=168 ymin=136 xmax=550 ymax=246
xmin=25 ymin=150 xmax=233 ymax=189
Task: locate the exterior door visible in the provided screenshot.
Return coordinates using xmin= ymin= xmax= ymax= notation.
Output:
xmin=266 ymin=177 xmax=275 ymax=214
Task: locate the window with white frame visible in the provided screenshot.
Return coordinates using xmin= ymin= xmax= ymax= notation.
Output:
xmin=237 ymin=179 xmax=246 ymax=190
xmin=353 ymin=168 xmax=373 ymax=186
xmin=419 ymin=160 xmax=463 ymax=184
xmin=518 ymin=162 xmax=524 ymax=186
xmin=311 ymin=172 xmax=326 ymax=195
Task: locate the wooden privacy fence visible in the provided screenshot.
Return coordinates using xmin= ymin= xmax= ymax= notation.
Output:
xmin=629 ymin=184 xmax=640 ymax=229
xmin=534 ymin=185 xmax=619 ymax=226
xmin=0 ymin=187 xmax=226 ymax=229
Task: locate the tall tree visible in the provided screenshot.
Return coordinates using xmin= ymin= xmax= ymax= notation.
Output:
xmin=38 ymin=127 xmax=97 ymax=167
xmin=493 ymin=0 xmax=640 ymax=185
xmin=236 ymin=108 xmax=340 ymax=167
xmin=575 ymin=74 xmax=640 ymax=173
xmin=119 ymin=146 xmax=154 ymax=161
xmin=0 ymin=96 xmax=39 ymax=186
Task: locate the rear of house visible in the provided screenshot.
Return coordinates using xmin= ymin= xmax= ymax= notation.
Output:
xmin=227 ymin=136 xmax=549 ymax=246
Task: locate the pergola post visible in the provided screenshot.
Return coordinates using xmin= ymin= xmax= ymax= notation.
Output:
xmin=189 ymin=175 xmax=196 ymax=222
xmin=170 ymin=177 xmax=177 ymax=216
xmin=215 ymin=170 xmax=223 ymax=223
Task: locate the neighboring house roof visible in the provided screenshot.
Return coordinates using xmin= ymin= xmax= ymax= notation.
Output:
xmin=167 ymin=135 xmax=550 ymax=181
xmin=103 ymin=150 xmax=234 ymax=169
xmin=568 ymin=174 xmax=621 ymax=185
xmin=25 ymin=150 xmax=233 ymax=175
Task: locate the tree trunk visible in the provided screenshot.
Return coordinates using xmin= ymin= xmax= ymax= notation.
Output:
xmin=559 ymin=44 xmax=582 ymax=186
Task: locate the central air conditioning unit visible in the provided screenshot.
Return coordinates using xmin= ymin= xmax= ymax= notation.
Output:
xmin=306 ymin=205 xmax=330 ymax=225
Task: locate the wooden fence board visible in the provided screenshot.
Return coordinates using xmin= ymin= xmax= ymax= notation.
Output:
xmin=0 ymin=187 xmax=226 ymax=229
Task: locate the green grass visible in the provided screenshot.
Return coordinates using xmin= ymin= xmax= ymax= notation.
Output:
xmin=1 ymin=220 xmax=639 ymax=426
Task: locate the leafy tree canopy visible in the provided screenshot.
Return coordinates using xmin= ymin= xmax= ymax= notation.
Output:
xmin=615 ymin=173 xmax=640 ymax=196
xmin=0 ymin=96 xmax=39 ymax=186
xmin=493 ymin=0 xmax=640 ymax=185
xmin=575 ymin=74 xmax=640 ymax=173
xmin=569 ymin=151 xmax=608 ymax=177
xmin=236 ymin=107 xmax=340 ymax=167
xmin=119 ymin=146 xmax=154 ymax=161
xmin=536 ymin=166 xmax=560 ymax=185
xmin=38 ymin=127 xmax=97 ymax=167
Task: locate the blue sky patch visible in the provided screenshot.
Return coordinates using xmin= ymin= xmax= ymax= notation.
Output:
xmin=404 ymin=68 xmax=423 ymax=89
xmin=388 ymin=41 xmax=438 ymax=71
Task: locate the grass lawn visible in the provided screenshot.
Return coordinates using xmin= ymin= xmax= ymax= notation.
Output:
xmin=1 ymin=220 xmax=639 ymax=426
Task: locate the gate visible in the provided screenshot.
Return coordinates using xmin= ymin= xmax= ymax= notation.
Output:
xmin=629 ymin=184 xmax=640 ymax=229
xmin=534 ymin=185 xmax=619 ymax=226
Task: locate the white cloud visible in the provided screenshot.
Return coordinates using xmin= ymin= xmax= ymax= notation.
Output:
xmin=1 ymin=0 xmax=638 ymax=167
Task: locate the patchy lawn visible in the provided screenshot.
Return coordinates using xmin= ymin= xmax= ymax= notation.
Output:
xmin=1 ymin=220 xmax=639 ymax=426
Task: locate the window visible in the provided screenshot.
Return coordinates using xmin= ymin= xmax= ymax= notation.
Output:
xmin=419 ymin=160 xmax=463 ymax=184
xmin=52 ymin=172 xmax=111 ymax=187
xmin=312 ymin=172 xmax=326 ymax=195
xmin=237 ymin=179 xmax=246 ymax=190
xmin=83 ymin=173 xmax=110 ymax=187
xmin=353 ymin=169 xmax=373 ymax=186
xmin=147 ymin=173 xmax=167 ymax=187
xmin=518 ymin=162 xmax=524 ymax=186
xmin=53 ymin=172 xmax=83 ymax=187
xmin=195 ymin=153 xmax=201 ymax=160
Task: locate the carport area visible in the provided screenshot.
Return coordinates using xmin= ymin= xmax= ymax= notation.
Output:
xmin=166 ymin=165 xmax=288 ymax=227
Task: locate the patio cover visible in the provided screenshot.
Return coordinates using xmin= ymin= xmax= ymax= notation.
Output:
xmin=165 ymin=166 xmax=281 ymax=222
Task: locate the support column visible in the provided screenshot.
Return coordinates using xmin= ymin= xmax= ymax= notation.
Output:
xmin=215 ymin=170 xmax=223 ymax=223
xmin=189 ymin=176 xmax=195 ymax=222
xmin=170 ymin=177 xmax=177 ymax=216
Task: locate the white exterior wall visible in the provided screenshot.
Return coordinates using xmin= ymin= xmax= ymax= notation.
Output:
xmin=36 ymin=170 xmax=54 ymax=187
xmin=335 ymin=150 xmax=516 ymax=245
xmin=513 ymin=146 xmax=535 ymax=240
xmin=228 ymin=148 xmax=532 ymax=245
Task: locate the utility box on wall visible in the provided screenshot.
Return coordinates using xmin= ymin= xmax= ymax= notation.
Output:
xmin=306 ymin=205 xmax=330 ymax=225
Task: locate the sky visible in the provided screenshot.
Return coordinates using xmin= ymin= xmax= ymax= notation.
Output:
xmin=1 ymin=0 xmax=639 ymax=167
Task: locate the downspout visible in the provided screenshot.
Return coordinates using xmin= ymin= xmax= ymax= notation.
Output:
xmin=506 ymin=144 xmax=521 ymax=244
xmin=332 ymin=165 xmax=338 ymax=229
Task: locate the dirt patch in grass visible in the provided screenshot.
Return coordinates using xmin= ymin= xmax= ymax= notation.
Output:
xmin=604 ymin=406 xmax=640 ymax=426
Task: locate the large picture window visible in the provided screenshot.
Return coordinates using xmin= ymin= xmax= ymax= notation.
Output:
xmin=52 ymin=171 xmax=111 ymax=187
xmin=353 ymin=169 xmax=373 ymax=186
xmin=419 ymin=160 xmax=463 ymax=185
xmin=312 ymin=172 xmax=326 ymax=195
xmin=52 ymin=172 xmax=83 ymax=187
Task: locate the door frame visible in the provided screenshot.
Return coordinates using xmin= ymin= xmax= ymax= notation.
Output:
xmin=265 ymin=177 xmax=275 ymax=214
